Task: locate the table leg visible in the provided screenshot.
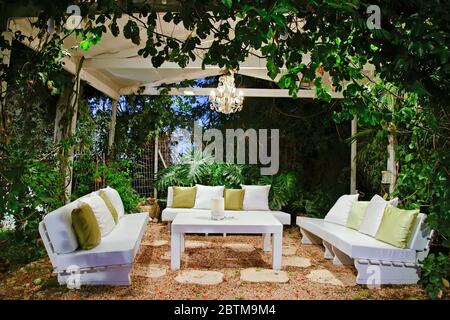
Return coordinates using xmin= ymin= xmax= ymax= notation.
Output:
xmin=180 ymin=233 xmax=185 ymax=254
xmin=171 ymin=232 xmax=181 ymax=270
xmin=262 ymin=233 xmax=272 ymax=252
xmin=272 ymin=232 xmax=282 ymax=270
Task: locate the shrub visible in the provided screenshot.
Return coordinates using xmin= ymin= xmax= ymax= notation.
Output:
xmin=419 ymin=253 xmax=450 ymax=299
xmin=155 ymin=152 xmax=299 ymax=211
xmin=72 ymin=157 xmax=141 ymax=213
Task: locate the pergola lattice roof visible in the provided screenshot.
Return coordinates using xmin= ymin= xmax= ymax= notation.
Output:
xmin=9 ymin=14 xmax=345 ymax=100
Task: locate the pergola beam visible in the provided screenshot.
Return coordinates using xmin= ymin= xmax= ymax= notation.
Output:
xmin=119 ymin=87 xmax=344 ymax=99
xmin=61 ymin=59 xmax=121 ymax=101
xmin=350 ymin=117 xmax=357 ymax=194
xmin=84 ymin=56 xmax=271 ymax=70
xmin=9 ymin=21 xmax=121 ymax=101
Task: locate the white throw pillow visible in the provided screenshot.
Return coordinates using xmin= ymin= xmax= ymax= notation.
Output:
xmin=241 ymin=185 xmax=271 ymax=211
xmin=99 ymin=186 xmax=125 ymax=219
xmin=358 ymin=194 xmax=399 ymax=237
xmin=193 ymin=185 xmax=225 ymax=209
xmin=324 ymin=194 xmax=359 ymax=225
xmin=80 ymin=193 xmax=116 ymax=237
xmin=167 ymin=186 xmax=173 ymax=208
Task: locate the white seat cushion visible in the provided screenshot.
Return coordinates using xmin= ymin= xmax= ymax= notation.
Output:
xmin=162 ymin=208 xmax=213 ymax=221
xmin=256 ymin=210 xmax=291 ymax=225
xmin=297 ymin=217 xmax=417 ymax=263
xmin=162 ymin=208 xmax=291 ymax=225
xmin=55 ymin=212 xmax=148 ymax=270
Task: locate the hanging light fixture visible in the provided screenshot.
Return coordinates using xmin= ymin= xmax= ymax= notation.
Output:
xmin=209 ymin=70 xmax=244 ymax=114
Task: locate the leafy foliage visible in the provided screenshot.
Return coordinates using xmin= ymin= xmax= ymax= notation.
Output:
xmin=289 ymin=187 xmax=338 ymax=219
xmin=72 ymin=158 xmax=140 ymax=213
xmin=419 ymin=253 xmax=450 ymax=299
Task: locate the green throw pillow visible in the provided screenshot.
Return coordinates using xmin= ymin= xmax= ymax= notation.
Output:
xmin=224 ymin=189 xmax=245 ymax=210
xmin=172 ymin=186 xmax=197 ymax=208
xmin=71 ymin=203 xmax=101 ymax=250
xmin=346 ymin=201 xmax=370 ymax=230
xmin=99 ymin=191 xmax=119 ymax=224
xmin=375 ymin=205 xmax=419 ymax=249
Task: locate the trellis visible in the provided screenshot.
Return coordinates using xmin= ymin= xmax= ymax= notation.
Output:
xmin=132 ymin=133 xmax=171 ymax=198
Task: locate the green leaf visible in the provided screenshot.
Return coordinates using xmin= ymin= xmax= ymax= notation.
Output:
xmin=267 ymin=57 xmax=279 ymax=80
xmin=222 ymin=0 xmax=232 ymax=9
xmin=405 ymin=154 xmax=414 ymax=163
xmin=80 ymin=40 xmax=90 ymax=51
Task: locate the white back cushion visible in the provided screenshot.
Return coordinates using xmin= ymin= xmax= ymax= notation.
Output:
xmin=99 ymin=186 xmax=125 ymax=219
xmin=193 ymin=185 xmax=225 ymax=209
xmin=241 ymin=185 xmax=271 ymax=211
xmin=358 ymin=194 xmax=399 ymax=237
xmin=80 ymin=193 xmax=116 ymax=237
xmin=43 ymin=200 xmax=80 ymax=254
xmin=167 ymin=186 xmax=173 ymax=208
xmin=324 ymin=194 xmax=359 ymax=226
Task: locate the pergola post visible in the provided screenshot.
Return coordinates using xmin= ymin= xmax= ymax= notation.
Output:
xmin=0 ymin=30 xmax=12 ymax=128
xmin=108 ymin=98 xmax=119 ymax=156
xmin=387 ymin=134 xmax=398 ymax=194
xmin=64 ymin=58 xmax=83 ymax=203
xmin=53 ymin=83 xmax=72 ymax=144
xmin=350 ymin=116 xmax=357 ymax=194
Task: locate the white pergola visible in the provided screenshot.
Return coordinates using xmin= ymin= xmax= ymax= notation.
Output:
xmin=3 ymin=13 xmax=371 ymax=199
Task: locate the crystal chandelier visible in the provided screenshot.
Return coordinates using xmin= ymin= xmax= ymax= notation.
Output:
xmin=209 ymin=71 xmax=244 ymax=114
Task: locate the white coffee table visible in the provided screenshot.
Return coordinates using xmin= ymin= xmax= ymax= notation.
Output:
xmin=170 ymin=211 xmax=283 ymax=270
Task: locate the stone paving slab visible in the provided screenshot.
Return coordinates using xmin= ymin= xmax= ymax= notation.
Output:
xmin=282 ymin=245 xmax=297 ymax=256
xmin=161 ymin=251 xmax=189 ymax=261
xmin=175 ymin=270 xmax=224 ymax=285
xmin=306 ymin=269 xmax=344 ymax=286
xmin=240 ymin=268 xmax=289 ymax=283
xmin=283 ymin=256 xmax=311 ymax=268
xmin=223 ymin=243 xmax=256 ymax=252
xmin=141 ymin=240 xmax=169 ymax=247
xmin=134 ymin=264 xmax=168 ymax=278
xmin=185 ymin=240 xmax=214 ymax=249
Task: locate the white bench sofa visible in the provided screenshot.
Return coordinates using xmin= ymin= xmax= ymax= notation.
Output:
xmin=39 ymin=190 xmax=148 ymax=286
xmin=297 ymin=214 xmax=433 ymax=285
xmin=161 ymin=187 xmax=291 ymax=225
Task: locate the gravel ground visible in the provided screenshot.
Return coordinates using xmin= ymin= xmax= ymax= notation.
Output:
xmin=0 ymin=223 xmax=426 ymax=300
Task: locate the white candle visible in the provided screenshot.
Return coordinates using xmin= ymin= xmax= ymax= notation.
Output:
xmin=211 ymin=197 xmax=225 ymax=220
